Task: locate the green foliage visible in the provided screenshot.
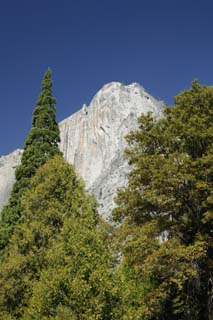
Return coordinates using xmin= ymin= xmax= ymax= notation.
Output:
xmin=0 ymin=70 xmax=61 ymax=251
xmin=112 ymin=222 xmax=207 ymax=320
xmin=113 ymin=80 xmax=213 ymax=319
xmin=0 ymin=79 xmax=212 ymax=319
xmin=0 ymin=156 xmax=115 ymax=319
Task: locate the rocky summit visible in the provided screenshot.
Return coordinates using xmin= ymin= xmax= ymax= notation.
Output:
xmin=0 ymin=82 xmax=164 ymax=219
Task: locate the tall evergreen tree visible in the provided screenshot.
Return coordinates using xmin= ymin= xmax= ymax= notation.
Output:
xmin=0 ymin=69 xmax=61 ymax=251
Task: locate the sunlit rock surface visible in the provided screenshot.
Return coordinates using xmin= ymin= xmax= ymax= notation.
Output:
xmin=0 ymin=149 xmax=23 ymax=212
xmin=0 ymin=82 xmax=164 ymax=219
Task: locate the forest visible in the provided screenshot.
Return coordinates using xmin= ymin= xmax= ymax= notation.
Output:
xmin=0 ymin=70 xmax=212 ymax=320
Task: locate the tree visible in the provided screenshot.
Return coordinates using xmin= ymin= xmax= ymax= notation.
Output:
xmin=0 ymin=69 xmax=61 ymax=251
xmin=113 ymin=81 xmax=213 ymax=319
xmin=113 ymin=222 xmax=206 ymax=320
xmin=0 ymin=156 xmax=115 ymax=319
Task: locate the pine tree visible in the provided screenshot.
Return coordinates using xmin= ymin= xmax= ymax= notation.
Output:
xmin=0 ymin=69 xmax=61 ymax=251
xmin=113 ymin=81 xmax=213 ymax=319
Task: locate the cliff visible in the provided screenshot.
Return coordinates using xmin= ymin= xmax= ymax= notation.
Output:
xmin=0 ymin=82 xmax=164 ymax=219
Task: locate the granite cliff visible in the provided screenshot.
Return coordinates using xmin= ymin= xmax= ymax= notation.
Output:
xmin=0 ymin=82 xmax=164 ymax=219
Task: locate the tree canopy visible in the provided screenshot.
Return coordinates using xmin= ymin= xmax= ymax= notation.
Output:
xmin=0 ymin=155 xmax=115 ymax=319
xmin=113 ymin=80 xmax=213 ymax=319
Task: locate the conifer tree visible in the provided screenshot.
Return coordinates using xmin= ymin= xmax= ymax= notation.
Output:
xmin=0 ymin=69 xmax=61 ymax=251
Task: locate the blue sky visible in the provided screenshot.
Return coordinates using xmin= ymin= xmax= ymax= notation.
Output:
xmin=0 ymin=0 xmax=213 ymax=155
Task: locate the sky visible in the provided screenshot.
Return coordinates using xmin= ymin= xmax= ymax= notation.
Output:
xmin=0 ymin=0 xmax=213 ymax=155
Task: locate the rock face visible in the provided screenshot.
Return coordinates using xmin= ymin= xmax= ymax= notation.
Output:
xmin=0 ymin=149 xmax=23 ymax=211
xmin=0 ymin=82 xmax=164 ymax=218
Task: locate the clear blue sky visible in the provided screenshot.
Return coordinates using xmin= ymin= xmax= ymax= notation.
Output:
xmin=0 ymin=0 xmax=213 ymax=155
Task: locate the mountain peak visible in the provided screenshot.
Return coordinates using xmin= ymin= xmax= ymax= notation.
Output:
xmin=0 ymin=82 xmax=164 ymax=218
xmin=97 ymin=81 xmax=144 ymax=94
